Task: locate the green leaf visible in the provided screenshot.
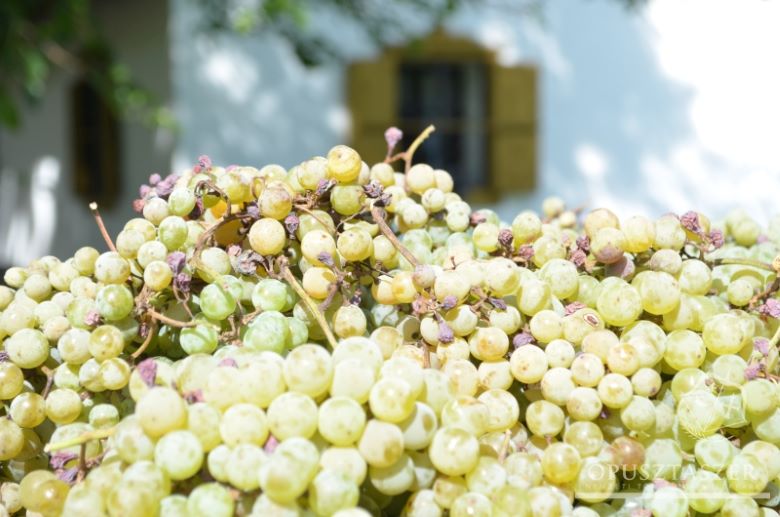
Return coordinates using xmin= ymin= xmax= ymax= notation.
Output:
xmin=0 ymin=88 xmax=20 ymax=129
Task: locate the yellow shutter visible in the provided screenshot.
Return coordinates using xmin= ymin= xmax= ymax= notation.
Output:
xmin=347 ymin=56 xmax=398 ymax=165
xmin=489 ymin=64 xmax=537 ymax=192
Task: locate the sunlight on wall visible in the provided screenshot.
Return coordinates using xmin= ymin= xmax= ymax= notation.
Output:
xmin=641 ymin=0 xmax=780 ymax=220
xmin=0 ymin=157 xmax=60 ymax=265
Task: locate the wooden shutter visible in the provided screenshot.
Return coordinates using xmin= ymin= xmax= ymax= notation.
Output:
xmin=347 ymin=56 xmax=398 ymax=165
xmin=489 ymin=65 xmax=537 ymax=192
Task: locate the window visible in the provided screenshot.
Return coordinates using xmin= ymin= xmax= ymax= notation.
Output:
xmin=348 ymin=30 xmax=537 ymax=199
xmin=71 ymin=79 xmax=121 ymax=207
xmin=398 ymin=61 xmax=488 ymax=194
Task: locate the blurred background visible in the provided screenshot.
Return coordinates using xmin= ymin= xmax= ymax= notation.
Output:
xmin=0 ymin=0 xmax=779 ymax=267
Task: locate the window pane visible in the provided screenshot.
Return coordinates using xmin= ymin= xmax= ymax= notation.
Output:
xmin=398 ymin=62 xmax=487 ymax=194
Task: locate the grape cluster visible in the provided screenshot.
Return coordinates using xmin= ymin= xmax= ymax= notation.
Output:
xmin=1 ymin=127 xmax=780 ymax=517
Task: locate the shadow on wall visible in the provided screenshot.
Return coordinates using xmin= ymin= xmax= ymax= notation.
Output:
xmin=171 ymin=0 xmax=350 ymax=172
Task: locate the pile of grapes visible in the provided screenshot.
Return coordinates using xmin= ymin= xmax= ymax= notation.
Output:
xmin=1 ymin=126 xmax=780 ymax=517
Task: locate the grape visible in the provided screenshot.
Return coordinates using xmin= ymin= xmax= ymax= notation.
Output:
xmin=726 ymin=453 xmax=770 ymax=495
xmin=0 ymin=362 xmax=24 ymax=400
xmin=136 ymin=387 xmax=188 ymax=438
xmin=309 ymin=469 xmax=360 ymax=514
xmin=318 ymin=397 xmax=367 ymax=446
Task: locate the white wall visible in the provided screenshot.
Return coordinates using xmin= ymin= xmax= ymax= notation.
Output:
xmin=0 ymin=0 xmax=173 ymax=265
xmin=171 ymin=0 xmax=780 ymax=225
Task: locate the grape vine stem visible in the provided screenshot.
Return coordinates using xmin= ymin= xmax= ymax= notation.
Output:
xmin=147 ymin=309 xmax=198 ymax=328
xmin=44 ymin=426 xmax=116 ymax=453
xmin=370 ymin=204 xmax=421 ymax=268
xmin=89 ymin=202 xmax=117 ymax=252
xmin=278 ymin=257 xmax=338 ymax=349
xmin=131 ymin=320 xmax=158 ymax=359
xmin=712 ymin=257 xmax=773 ymax=271
xmin=385 ymin=124 xmax=436 ymax=173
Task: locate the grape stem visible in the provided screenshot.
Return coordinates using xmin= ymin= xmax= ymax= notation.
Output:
xmin=712 ymin=257 xmax=773 ymax=271
xmin=385 ymin=124 xmax=436 ymax=173
xmin=131 ymin=320 xmax=158 ymax=360
xmin=370 ymin=204 xmax=421 ymax=268
xmin=89 ymin=202 xmax=117 ymax=252
xmin=147 ymin=309 xmax=198 ymax=328
xmin=44 ymin=426 xmax=116 ymax=453
xmin=194 ymin=179 xmax=232 ymax=217
xmin=278 ymin=257 xmax=338 ymax=349
xmin=41 ymin=366 xmax=54 ymax=399
xmin=498 ymin=429 xmax=512 ymax=462
xmin=768 ymin=321 xmax=780 ymax=349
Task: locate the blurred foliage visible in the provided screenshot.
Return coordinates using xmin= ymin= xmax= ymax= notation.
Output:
xmin=0 ymin=0 xmax=173 ymax=131
xmin=0 ymin=0 xmax=646 ymax=130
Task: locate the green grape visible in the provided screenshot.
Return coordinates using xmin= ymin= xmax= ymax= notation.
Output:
xmin=524 ymin=400 xmax=565 ymax=437
xmin=94 ymin=252 xmax=131 ymax=284
xmin=726 ymin=453 xmax=770 ymax=495
xmin=143 ymin=261 xmax=173 ymax=291
xmin=187 ymin=482 xmax=234 ymax=517
xmin=183 ymin=403 xmax=221 ymax=452
xmin=685 ymin=469 xmax=728 ymax=513
xmin=198 ymin=282 xmax=236 ymax=320
xmin=89 ymin=325 xmax=125 ymax=362
xmin=267 ymin=391 xmax=319 ymax=440
xmin=1 ymin=302 xmax=36 ymax=335
xmin=591 ymin=227 xmax=625 ymax=264
xmin=0 ymin=362 xmax=24 ymax=400
xmin=309 ymin=469 xmax=360 ymax=514
xmin=23 ymin=273 xmax=52 ymax=301
xmin=640 ymin=438 xmax=683 ymax=480
xmin=73 ymin=246 xmax=99 ymax=275
xmin=597 ymin=373 xmax=633 ymax=409
xmin=338 ymin=228 xmax=373 ymax=261
xmin=115 ymin=229 xmax=146 ymax=259
xmin=649 ymin=486 xmax=688 ymax=517
xmin=319 ymin=446 xmax=367 ymax=486
xmin=719 ymin=495 xmax=760 ymax=517
xmin=259 ymin=437 xmax=319 ymax=503
xmin=606 ymin=343 xmax=640 ymax=376
xmin=142 ymin=196 xmax=170 ymax=224
xmin=283 ymin=344 xmax=333 ymax=398
xmin=61 ymin=481 xmax=107 ymax=516
xmin=0 ymin=419 xmax=24 ymax=460
xmin=223 ymin=444 xmax=265 ymax=491
xmin=153 ymin=430 xmax=204 ymax=481
xmin=597 ymin=280 xmax=642 ymax=327
xmin=703 ymin=313 xmax=751 ymax=355
xmin=89 ymin=403 xmax=120 ymax=428
xmin=333 ymin=304 xmax=367 ymax=338
xmin=95 ymin=284 xmax=134 ymax=321
xmin=219 ymin=403 xmax=269 ymax=447
xmin=541 ymin=366 xmax=576 ymax=406
xmin=318 ymin=396 xmax=366 ymax=446
xmin=369 ymin=377 xmax=416 ymax=423
xmin=248 ymin=218 xmax=287 ymax=256
xmin=566 ymin=387 xmax=603 ymax=421
xmin=4 ymin=328 xmax=49 ymax=368
xmin=327 ymin=145 xmax=362 ymax=183
xmin=121 ymin=460 xmax=170 ymax=501
xmin=136 ymin=387 xmax=187 ymax=438
xmin=167 ymin=187 xmax=196 ymax=216
xmin=45 ymin=388 xmax=83 ymax=424
xmin=106 ymin=482 xmax=160 ymax=517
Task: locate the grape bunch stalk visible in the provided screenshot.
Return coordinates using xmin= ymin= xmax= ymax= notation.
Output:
xmin=1 ymin=124 xmax=780 ymax=517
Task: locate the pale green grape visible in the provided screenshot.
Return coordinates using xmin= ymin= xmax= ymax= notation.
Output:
xmin=135 ymin=387 xmax=188 ymax=438
xmin=309 ymin=469 xmax=360 ymax=514
xmin=319 ymin=396 xmax=367 ymax=446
